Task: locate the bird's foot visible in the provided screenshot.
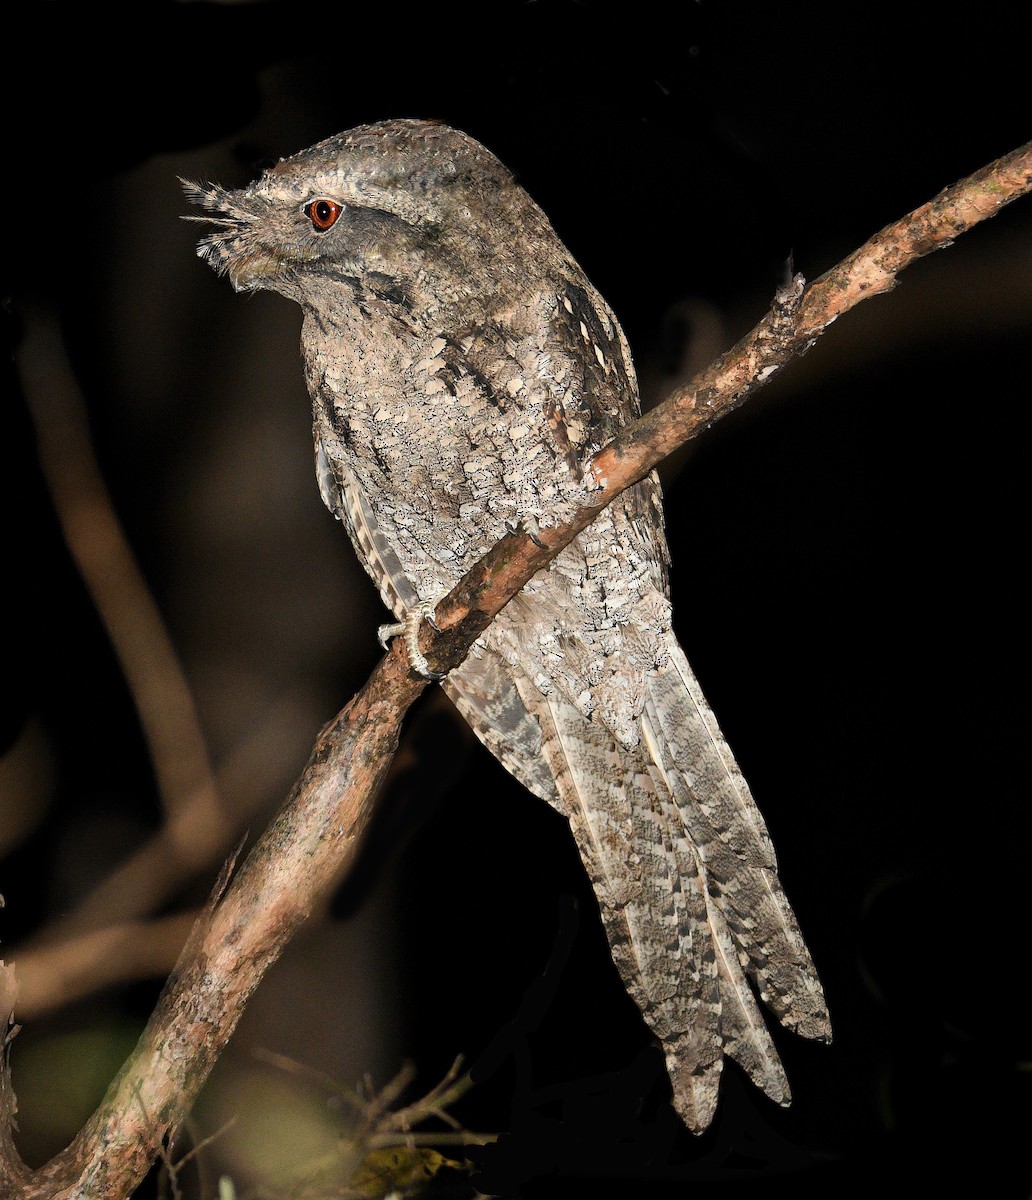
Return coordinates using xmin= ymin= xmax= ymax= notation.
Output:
xmin=377 ymin=601 xmax=444 ymax=681
xmin=506 ymin=514 xmax=546 ymax=548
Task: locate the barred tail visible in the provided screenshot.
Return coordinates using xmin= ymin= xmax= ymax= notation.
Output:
xmin=509 ymin=641 xmax=829 ymax=1130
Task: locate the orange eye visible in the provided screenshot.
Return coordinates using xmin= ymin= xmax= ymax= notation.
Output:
xmin=304 ymin=198 xmax=342 ymax=232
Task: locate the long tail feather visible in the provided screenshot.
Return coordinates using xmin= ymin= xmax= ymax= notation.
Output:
xmin=513 ymin=677 xmax=725 ymax=1127
xmin=642 ymin=701 xmax=792 ymax=1107
xmin=647 ymin=643 xmax=831 ymax=1043
xmin=502 ymin=637 xmax=828 ymax=1129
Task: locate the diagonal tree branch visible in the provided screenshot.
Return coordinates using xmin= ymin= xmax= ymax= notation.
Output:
xmin=3 ymin=139 xmax=1029 ymax=1200
xmin=425 ymin=138 xmax=1032 ymax=672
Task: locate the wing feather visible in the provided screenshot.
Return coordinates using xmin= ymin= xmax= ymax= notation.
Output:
xmin=316 ymin=434 xmax=420 ymax=618
xmin=442 ymin=646 xmax=558 ymax=805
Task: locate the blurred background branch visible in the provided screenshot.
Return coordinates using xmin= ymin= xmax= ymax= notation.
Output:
xmin=10 ymin=316 xmax=301 ymax=1015
xmin=20 ymin=312 xmax=226 ymax=842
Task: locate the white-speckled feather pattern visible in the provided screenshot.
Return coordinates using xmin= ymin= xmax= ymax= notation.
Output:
xmin=188 ymin=119 xmax=829 ymax=1130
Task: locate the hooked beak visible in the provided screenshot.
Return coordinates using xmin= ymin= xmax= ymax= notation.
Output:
xmin=181 ymin=178 xmax=284 ymax=292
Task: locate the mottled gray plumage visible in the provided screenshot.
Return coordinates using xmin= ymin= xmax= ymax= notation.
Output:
xmin=187 ymin=119 xmax=829 ymax=1129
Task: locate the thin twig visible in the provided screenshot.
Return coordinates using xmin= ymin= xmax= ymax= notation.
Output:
xmin=385 ymin=1056 xmax=470 ymax=1133
xmin=249 ymin=1048 xmax=348 ymax=1101
xmin=168 ymin=1117 xmax=240 ymax=1176
xmin=364 ymin=1130 xmax=496 ymax=1149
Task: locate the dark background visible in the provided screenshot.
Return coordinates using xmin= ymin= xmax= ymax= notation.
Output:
xmin=3 ymin=2 xmax=1030 ymax=1197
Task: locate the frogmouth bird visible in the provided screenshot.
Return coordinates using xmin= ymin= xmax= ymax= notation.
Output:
xmin=187 ymin=119 xmax=829 ymax=1130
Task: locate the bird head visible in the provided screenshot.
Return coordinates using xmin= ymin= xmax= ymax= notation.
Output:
xmin=184 ymin=119 xmax=530 ymax=309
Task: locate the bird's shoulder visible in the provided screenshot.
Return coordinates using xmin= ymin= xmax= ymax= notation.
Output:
xmin=420 ymin=275 xmax=638 ymax=479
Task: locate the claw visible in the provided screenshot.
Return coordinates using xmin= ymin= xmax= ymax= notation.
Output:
xmin=522 ymin=515 xmax=546 ymax=549
xmin=506 ymin=515 xmax=547 ymax=549
xmin=377 ymin=602 xmax=445 ymax=680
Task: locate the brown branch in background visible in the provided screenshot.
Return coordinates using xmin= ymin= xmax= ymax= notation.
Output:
xmin=3 ymin=140 xmax=1030 ymax=1199
xmin=14 ymin=327 xmax=335 ymax=1009
xmin=10 ymin=692 xmax=307 ymax=1017
xmin=18 ymin=314 xmax=231 ymax=913
xmin=11 ymin=913 xmax=199 ymax=1021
